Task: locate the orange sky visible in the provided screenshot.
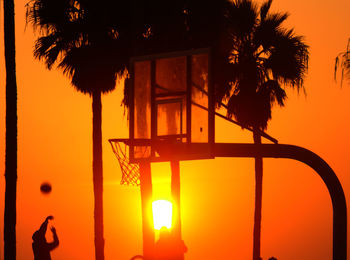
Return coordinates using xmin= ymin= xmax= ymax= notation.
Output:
xmin=1 ymin=0 xmax=350 ymax=259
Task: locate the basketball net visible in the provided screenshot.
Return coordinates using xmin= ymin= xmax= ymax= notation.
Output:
xmin=109 ymin=140 xmax=140 ymax=186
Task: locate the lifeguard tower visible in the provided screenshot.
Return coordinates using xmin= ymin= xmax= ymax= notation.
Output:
xmin=109 ymin=49 xmax=347 ymax=260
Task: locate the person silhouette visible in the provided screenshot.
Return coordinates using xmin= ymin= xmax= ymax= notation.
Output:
xmin=154 ymin=227 xmax=187 ymax=260
xmin=32 ymin=216 xmax=59 ymax=260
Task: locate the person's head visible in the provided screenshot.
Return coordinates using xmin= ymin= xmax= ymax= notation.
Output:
xmin=32 ymin=230 xmax=46 ymax=242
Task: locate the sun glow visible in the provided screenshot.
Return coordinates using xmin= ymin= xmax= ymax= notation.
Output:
xmin=152 ymin=200 xmax=173 ymax=230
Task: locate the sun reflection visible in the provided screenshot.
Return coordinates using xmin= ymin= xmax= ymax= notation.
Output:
xmin=152 ymin=200 xmax=173 ymax=230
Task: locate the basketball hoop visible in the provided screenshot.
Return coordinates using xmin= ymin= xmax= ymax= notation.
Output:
xmin=109 ymin=139 xmax=140 ymax=186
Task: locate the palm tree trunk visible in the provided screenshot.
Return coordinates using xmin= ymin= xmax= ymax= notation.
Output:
xmin=252 ymin=129 xmax=262 ymax=260
xmin=3 ymin=0 xmax=18 ymax=259
xmin=92 ymin=90 xmax=104 ymax=260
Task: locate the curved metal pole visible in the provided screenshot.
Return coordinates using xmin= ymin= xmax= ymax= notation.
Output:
xmin=213 ymin=143 xmax=347 ymax=260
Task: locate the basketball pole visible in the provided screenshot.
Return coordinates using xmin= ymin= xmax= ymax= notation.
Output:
xmin=213 ymin=143 xmax=347 ymax=260
xmin=139 ymin=162 xmax=155 ymax=260
xmin=171 ymin=160 xmax=184 ymax=260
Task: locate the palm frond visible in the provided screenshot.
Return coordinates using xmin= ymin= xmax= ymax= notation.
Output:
xmin=254 ymin=11 xmax=289 ymax=51
xmin=260 ymin=80 xmax=286 ymax=106
xmin=260 ymin=0 xmax=272 ymax=21
xmin=264 ymin=12 xmax=289 ymax=29
xmin=214 ymin=56 xmax=237 ymax=106
xmin=228 ymin=0 xmax=258 ymax=38
xmin=226 ymin=88 xmax=271 ymax=130
xmin=32 ymin=28 xmax=85 ymax=69
xmin=335 ymin=38 xmax=350 ymax=86
xmin=58 ymin=43 xmax=127 ymax=94
xmin=33 ymin=34 xmax=59 ymax=63
xmin=266 ymin=29 xmax=309 ymax=90
xmin=26 ymin=0 xmax=72 ymax=34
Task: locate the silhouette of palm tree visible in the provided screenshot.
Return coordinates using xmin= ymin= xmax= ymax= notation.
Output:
xmin=335 ymin=38 xmax=350 ymax=86
xmin=3 ymin=0 xmax=18 ymax=259
xmin=215 ymin=1 xmax=309 ymax=259
xmin=26 ymin=1 xmax=132 ymax=259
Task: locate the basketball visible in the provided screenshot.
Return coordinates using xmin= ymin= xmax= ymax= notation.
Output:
xmin=40 ymin=182 xmax=52 ymax=194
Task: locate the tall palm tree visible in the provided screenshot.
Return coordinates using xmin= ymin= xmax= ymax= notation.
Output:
xmin=26 ymin=1 xmax=132 ymax=259
xmin=3 ymin=0 xmax=18 ymax=259
xmin=335 ymin=38 xmax=350 ymax=86
xmin=215 ymin=1 xmax=309 ymax=259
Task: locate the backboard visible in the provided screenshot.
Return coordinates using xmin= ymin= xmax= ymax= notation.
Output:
xmin=128 ymin=48 xmax=214 ymax=163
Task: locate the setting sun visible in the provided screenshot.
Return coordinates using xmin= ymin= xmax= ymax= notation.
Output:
xmin=152 ymin=200 xmax=173 ymax=230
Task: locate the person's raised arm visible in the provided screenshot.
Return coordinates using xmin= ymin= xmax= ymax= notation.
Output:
xmin=48 ymin=226 xmax=59 ymax=251
xmin=38 ymin=215 xmax=53 ymax=235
